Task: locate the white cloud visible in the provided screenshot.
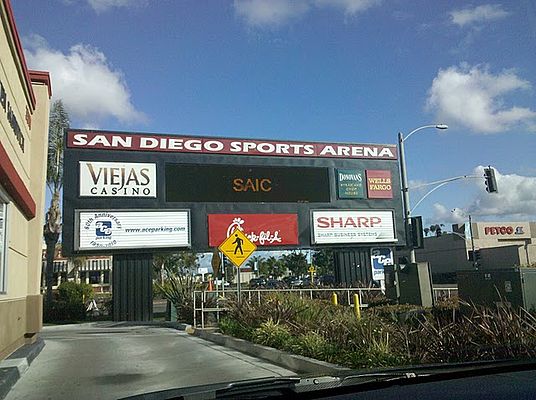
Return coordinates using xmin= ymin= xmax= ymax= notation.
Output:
xmin=426 ymin=64 xmax=536 ymax=134
xmin=233 ymin=0 xmax=310 ymax=27
xmin=431 ymin=203 xmax=467 ymax=225
xmin=24 ymin=34 xmax=146 ymax=125
xmin=233 ymin=0 xmax=379 ymax=27
xmin=89 ymin=0 xmax=146 ymax=13
xmin=467 ymin=166 xmax=536 ymax=219
xmin=315 ymin=0 xmax=381 ymax=15
xmin=63 ymin=0 xmax=147 ymax=13
xmin=449 ymin=4 xmax=509 ymax=27
xmin=432 ymin=166 xmax=536 ymax=223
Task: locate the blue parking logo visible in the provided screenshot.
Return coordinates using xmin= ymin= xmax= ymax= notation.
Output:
xmin=95 ymin=221 xmax=112 ymax=237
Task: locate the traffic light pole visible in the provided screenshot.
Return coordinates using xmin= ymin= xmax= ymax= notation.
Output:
xmin=398 ymin=132 xmax=415 ymax=263
xmin=469 ymin=215 xmax=477 ymax=269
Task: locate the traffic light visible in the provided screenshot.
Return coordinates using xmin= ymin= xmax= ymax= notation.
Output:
xmin=484 ymin=167 xmax=498 ymax=193
xmin=469 ymin=249 xmax=481 ymax=265
xmin=410 ymin=216 xmax=424 ymax=249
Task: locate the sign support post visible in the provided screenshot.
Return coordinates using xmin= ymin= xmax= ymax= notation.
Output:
xmin=218 ymin=229 xmax=257 ymax=306
xmin=237 ymin=266 xmax=241 ymax=303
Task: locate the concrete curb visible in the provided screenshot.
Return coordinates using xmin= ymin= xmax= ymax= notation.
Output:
xmin=0 ymin=338 xmax=45 ymax=400
xmin=99 ymin=321 xmax=190 ymax=330
xmin=192 ymin=329 xmax=351 ymax=375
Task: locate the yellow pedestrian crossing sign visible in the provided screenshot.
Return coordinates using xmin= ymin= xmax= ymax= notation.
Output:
xmin=218 ymin=229 xmax=257 ymax=268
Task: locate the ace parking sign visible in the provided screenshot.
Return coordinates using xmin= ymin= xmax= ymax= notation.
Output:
xmin=370 ymin=247 xmax=394 ymax=281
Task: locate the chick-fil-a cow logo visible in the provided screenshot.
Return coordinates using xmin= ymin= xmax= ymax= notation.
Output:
xmin=208 ymin=214 xmax=298 ymax=247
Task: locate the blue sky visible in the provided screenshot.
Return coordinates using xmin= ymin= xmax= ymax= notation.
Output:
xmin=12 ymin=0 xmax=536 ymax=227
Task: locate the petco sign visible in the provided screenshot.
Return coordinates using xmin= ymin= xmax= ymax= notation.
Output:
xmin=311 ymin=210 xmax=397 ymax=244
xmin=478 ymin=222 xmax=531 ymax=239
xmin=208 ymin=214 xmax=298 ymax=247
xmin=76 ymin=210 xmax=190 ymax=250
xmin=79 ymin=161 xmax=156 ymax=197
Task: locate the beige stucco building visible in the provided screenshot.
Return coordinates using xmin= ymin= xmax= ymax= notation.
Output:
xmin=0 ymin=0 xmax=51 ymax=360
xmin=416 ymin=221 xmax=536 ymax=283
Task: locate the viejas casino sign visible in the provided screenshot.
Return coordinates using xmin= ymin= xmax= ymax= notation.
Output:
xmin=68 ymin=130 xmax=398 ymax=160
xmin=208 ymin=214 xmax=298 ymax=247
xmin=79 ymin=161 xmax=156 ymax=197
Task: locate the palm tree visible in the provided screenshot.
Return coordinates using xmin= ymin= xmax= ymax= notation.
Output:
xmin=69 ymin=255 xmax=87 ymax=283
xmin=246 ymin=255 xmax=265 ymax=275
xmin=43 ymin=100 xmax=69 ymax=308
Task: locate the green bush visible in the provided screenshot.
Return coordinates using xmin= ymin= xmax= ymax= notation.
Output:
xmin=45 ymin=281 xmax=93 ymax=322
xmin=252 ymin=319 xmax=294 ymax=349
xmin=218 ymin=293 xmax=536 ymax=369
xmin=219 ymin=316 xmax=254 ymax=340
xmin=289 ymin=331 xmax=336 ymax=361
xmin=58 ymin=281 xmax=93 ymax=303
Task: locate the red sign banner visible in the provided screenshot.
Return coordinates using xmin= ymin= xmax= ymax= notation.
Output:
xmin=67 ymin=130 xmax=398 ymax=160
xmin=208 ymin=214 xmax=298 ymax=247
xmin=366 ymin=170 xmax=393 ymax=199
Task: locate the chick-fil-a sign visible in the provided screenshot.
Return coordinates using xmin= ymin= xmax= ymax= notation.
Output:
xmin=208 ymin=214 xmax=298 ymax=247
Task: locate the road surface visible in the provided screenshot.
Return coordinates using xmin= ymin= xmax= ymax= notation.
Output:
xmin=5 ymin=323 xmax=296 ymax=400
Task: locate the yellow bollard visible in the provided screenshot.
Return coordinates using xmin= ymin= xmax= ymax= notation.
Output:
xmin=354 ymin=294 xmax=361 ymax=320
xmin=331 ymin=292 xmax=338 ymax=306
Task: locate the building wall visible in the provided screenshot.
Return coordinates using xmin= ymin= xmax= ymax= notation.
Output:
xmin=416 ymin=221 xmax=536 ymax=283
xmin=480 ymin=245 xmax=522 ymax=269
xmin=415 ymin=235 xmax=472 ymax=276
xmin=0 ymin=0 xmax=50 ymax=360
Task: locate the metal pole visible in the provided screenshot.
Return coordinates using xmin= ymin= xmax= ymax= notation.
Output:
xmin=220 ymin=252 xmax=225 ymax=298
xmin=398 ymin=132 xmax=415 ymax=263
xmin=237 ymin=266 xmax=241 ymax=303
xmin=469 ymin=215 xmax=477 ymax=269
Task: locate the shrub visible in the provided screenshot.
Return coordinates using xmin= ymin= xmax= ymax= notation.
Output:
xmin=45 ymin=281 xmax=93 ymax=322
xmin=252 ymin=319 xmax=294 ymax=349
xmin=219 ymin=316 xmax=254 ymax=340
xmin=218 ymin=293 xmax=536 ymax=369
xmin=58 ymin=281 xmax=93 ymax=303
xmin=157 ymin=274 xmax=203 ymax=323
xmin=289 ymin=331 xmax=336 ymax=361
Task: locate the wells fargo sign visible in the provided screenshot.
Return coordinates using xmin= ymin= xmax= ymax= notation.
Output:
xmin=67 ymin=130 xmax=397 ymax=160
xmin=208 ymin=214 xmax=298 ymax=247
xmin=366 ymin=170 xmax=393 ymax=199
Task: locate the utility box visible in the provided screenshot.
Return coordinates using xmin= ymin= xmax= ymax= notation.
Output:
xmin=385 ymin=262 xmax=433 ymax=307
xmin=458 ymin=268 xmax=536 ymax=310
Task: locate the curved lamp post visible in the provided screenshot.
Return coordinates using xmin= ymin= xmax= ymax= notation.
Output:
xmin=398 ymin=124 xmax=448 ymax=263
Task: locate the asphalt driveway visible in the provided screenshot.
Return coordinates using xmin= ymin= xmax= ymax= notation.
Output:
xmin=5 ymin=323 xmax=296 ymax=400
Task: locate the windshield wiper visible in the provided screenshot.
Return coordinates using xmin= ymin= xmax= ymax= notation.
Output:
xmin=121 ymin=360 xmax=536 ymax=400
xmin=120 ymin=376 xmax=301 ymax=400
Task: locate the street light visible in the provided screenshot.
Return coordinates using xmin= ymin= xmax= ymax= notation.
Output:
xmin=398 ymin=124 xmax=448 ymax=263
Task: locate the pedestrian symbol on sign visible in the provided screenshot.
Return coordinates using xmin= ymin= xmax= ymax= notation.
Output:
xmin=218 ymin=229 xmax=256 ymax=268
xmin=232 ymin=234 xmax=244 ymax=255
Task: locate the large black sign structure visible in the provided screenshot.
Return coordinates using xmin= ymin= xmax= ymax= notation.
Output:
xmin=63 ymin=129 xmax=406 ymax=321
xmin=63 ymin=129 xmax=406 ymax=255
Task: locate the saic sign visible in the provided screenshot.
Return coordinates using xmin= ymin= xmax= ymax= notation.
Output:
xmin=79 ymin=161 xmax=156 ymax=197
